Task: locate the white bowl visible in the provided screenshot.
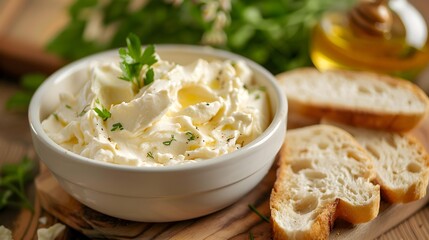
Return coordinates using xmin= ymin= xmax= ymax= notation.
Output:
xmin=29 ymin=45 xmax=288 ymax=222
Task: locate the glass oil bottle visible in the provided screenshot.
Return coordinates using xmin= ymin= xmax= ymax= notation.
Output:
xmin=311 ymin=0 xmax=429 ymax=80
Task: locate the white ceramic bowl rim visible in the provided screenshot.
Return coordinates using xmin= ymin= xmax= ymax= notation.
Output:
xmin=29 ymin=44 xmax=287 ymax=173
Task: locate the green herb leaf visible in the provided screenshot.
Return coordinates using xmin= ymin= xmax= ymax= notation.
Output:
xmin=230 ymin=25 xmax=255 ymax=49
xmin=0 ymin=190 xmax=13 ymax=210
xmin=249 ymin=231 xmax=255 ymax=240
xmin=20 ymin=74 xmax=46 ymax=91
xmin=6 ymin=73 xmax=46 ymax=112
xmin=144 ymin=68 xmax=155 ymax=86
xmin=69 ymin=0 xmax=98 ymax=20
xmin=78 ymin=104 xmax=90 ymax=117
xmin=119 ymin=33 xmax=157 ymax=91
xmin=111 ymin=122 xmax=124 ymax=131
xmin=93 ymin=103 xmax=111 ymax=121
xmin=147 ymin=151 xmax=154 ymax=159
xmin=163 ymin=135 xmax=176 ymax=146
xmin=46 ymin=19 xmax=103 ymax=60
xmin=119 ymin=35 xmax=143 ymax=84
xmin=53 ymin=113 xmax=59 ymax=121
xmin=118 ymin=60 xmax=133 ymax=82
xmin=186 ymin=132 xmax=195 ymax=141
xmin=248 ymin=204 xmax=270 ymax=223
xmin=126 ymin=33 xmax=143 ymax=61
xmin=0 ymin=156 xmax=35 ymax=211
xmin=141 ymin=44 xmax=157 ymax=66
xmin=65 ymin=104 xmax=72 ymax=109
xmin=5 ymin=92 xmax=32 ymax=111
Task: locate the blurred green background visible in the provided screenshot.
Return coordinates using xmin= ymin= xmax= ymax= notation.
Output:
xmin=0 ymin=0 xmax=359 ymax=76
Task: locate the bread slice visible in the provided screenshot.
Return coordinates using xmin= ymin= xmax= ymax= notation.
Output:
xmin=287 ymin=110 xmax=319 ymax=130
xmin=276 ymin=68 xmax=429 ymax=132
xmin=323 ymin=120 xmax=429 ymax=203
xmin=270 ymin=125 xmax=380 ymax=240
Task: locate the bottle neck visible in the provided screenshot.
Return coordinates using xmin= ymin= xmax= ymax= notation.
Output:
xmin=349 ymin=0 xmax=393 ymax=36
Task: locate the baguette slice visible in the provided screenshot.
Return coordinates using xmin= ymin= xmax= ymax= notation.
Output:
xmin=270 ymin=125 xmax=380 ymax=240
xmin=323 ymin=120 xmax=429 ymax=203
xmin=276 ymin=68 xmax=429 ymax=132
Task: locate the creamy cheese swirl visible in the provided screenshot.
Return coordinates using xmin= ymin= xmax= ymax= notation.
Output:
xmin=42 ymin=56 xmax=270 ymax=166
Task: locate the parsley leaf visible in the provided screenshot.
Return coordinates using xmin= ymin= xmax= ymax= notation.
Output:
xmin=0 ymin=156 xmax=35 ymax=211
xmin=186 ymin=132 xmax=196 ymax=141
xmin=147 ymin=151 xmax=154 ymax=159
xmin=119 ymin=33 xmax=157 ymax=91
xmin=6 ymin=92 xmax=32 ymax=111
xmin=21 ymin=74 xmax=46 ymax=91
xmin=126 ymin=33 xmax=142 ymax=61
xmin=6 ymin=73 xmax=46 ymax=111
xmin=163 ymin=135 xmax=176 ymax=146
xmin=111 ymin=122 xmax=124 ymax=131
xmin=144 ymin=68 xmax=155 ymax=86
xmin=141 ymin=44 xmax=157 ymax=66
xmin=93 ymin=102 xmax=111 ymax=121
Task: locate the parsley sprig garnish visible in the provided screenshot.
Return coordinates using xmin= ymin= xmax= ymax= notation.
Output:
xmin=186 ymin=132 xmax=196 ymax=141
xmin=119 ymin=33 xmax=157 ymax=92
xmin=111 ymin=122 xmax=124 ymax=131
xmin=163 ymin=135 xmax=176 ymax=146
xmin=94 ymin=107 xmax=111 ymax=121
xmin=0 ymin=156 xmax=35 ymax=211
xmin=93 ymin=99 xmax=111 ymax=121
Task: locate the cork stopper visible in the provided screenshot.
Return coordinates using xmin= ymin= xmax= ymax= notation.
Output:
xmin=349 ymin=0 xmax=393 ymax=36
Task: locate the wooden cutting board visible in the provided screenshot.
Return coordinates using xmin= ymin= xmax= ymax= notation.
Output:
xmin=34 ymin=117 xmax=429 ymax=240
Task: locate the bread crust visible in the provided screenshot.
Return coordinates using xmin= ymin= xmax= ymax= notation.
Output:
xmin=324 ymin=119 xmax=429 ymax=203
xmin=277 ymin=68 xmax=429 ymax=132
xmin=377 ymin=135 xmax=429 ymax=203
xmin=271 ymin=145 xmax=338 ymax=240
xmin=270 ymin=126 xmax=380 ymax=240
xmin=288 ymin=99 xmax=423 ymax=132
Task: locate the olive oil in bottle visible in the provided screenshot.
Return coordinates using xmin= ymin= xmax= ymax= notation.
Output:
xmin=311 ymin=0 xmax=429 ymax=80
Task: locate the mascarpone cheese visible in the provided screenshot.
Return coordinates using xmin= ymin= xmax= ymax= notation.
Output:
xmin=42 ymin=55 xmax=270 ymax=166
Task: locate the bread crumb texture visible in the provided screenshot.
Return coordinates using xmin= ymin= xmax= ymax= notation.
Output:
xmin=270 ymin=125 xmax=380 ymax=240
xmin=279 ymin=68 xmax=428 ymax=115
xmin=324 ymin=121 xmax=429 ymax=203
